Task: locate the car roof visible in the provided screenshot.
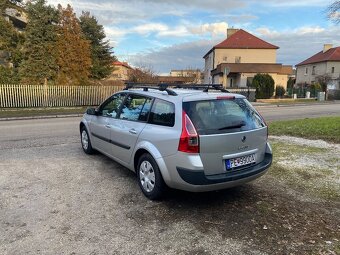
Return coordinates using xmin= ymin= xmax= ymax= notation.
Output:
xmin=124 ymin=88 xmax=246 ymax=102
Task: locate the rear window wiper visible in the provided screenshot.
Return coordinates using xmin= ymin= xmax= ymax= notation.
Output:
xmin=218 ymin=121 xmax=246 ymax=130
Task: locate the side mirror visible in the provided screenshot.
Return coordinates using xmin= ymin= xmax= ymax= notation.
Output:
xmin=86 ymin=107 xmax=98 ymax=115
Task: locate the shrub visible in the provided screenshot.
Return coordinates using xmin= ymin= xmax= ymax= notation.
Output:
xmin=251 ymin=73 xmax=275 ymax=99
xmin=0 ymin=66 xmax=19 ymax=84
xmin=275 ymin=85 xmax=286 ymax=98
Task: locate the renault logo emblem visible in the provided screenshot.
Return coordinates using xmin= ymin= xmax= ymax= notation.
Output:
xmin=241 ymin=136 xmax=246 ymax=143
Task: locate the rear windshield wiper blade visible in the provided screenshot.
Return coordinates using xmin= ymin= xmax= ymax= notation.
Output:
xmin=218 ymin=122 xmax=246 ymax=130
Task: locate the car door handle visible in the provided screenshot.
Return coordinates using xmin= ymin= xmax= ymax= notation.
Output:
xmin=129 ymin=129 xmax=137 ymax=134
xmin=105 ymin=124 xmax=111 ymax=128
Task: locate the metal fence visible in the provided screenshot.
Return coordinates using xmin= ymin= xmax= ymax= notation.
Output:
xmin=0 ymin=84 xmax=124 ymax=108
xmin=286 ymin=87 xmax=322 ymax=98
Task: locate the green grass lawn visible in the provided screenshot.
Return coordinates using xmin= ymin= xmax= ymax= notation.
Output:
xmin=269 ymin=116 xmax=340 ymax=143
xmin=0 ymin=107 xmax=87 ymax=118
xmin=256 ymin=98 xmax=319 ymax=105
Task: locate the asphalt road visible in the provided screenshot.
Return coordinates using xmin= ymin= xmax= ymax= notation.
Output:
xmin=254 ymin=102 xmax=340 ymax=121
xmin=0 ymin=104 xmax=339 ymax=255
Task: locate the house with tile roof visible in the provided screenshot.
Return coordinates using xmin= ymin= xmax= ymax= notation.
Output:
xmin=203 ymin=28 xmax=292 ymax=90
xmin=108 ymin=61 xmax=133 ymax=81
xmin=296 ymin=45 xmax=340 ymax=90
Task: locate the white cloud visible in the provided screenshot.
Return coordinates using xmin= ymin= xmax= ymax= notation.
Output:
xmin=255 ymin=26 xmax=340 ymax=65
xmin=296 ymin=26 xmax=325 ymax=34
xmin=157 ymin=26 xmax=189 ymax=37
xmin=250 ymin=0 xmax=327 ymax=7
xmin=126 ymin=40 xmax=217 ymax=73
xmin=124 ymin=25 xmax=340 ymax=73
xmin=133 ymin=23 xmax=168 ymax=35
xmin=189 ymin=22 xmax=229 ymax=36
xmin=104 ymin=26 xmax=127 ymax=47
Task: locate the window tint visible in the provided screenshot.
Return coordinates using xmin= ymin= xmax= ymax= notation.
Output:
xmin=119 ymin=94 xmax=151 ymax=121
xmin=100 ymin=93 xmax=126 ymax=118
xmin=183 ymin=98 xmax=265 ymax=135
xmin=149 ymin=99 xmax=175 ymax=127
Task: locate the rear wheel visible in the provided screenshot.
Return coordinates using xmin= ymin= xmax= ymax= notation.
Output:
xmin=80 ymin=126 xmax=94 ymax=154
xmin=137 ymin=153 xmax=166 ymax=200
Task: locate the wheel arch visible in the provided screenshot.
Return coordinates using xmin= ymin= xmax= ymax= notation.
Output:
xmin=80 ymin=122 xmax=85 ymax=132
xmin=133 ymin=142 xmax=172 ymax=185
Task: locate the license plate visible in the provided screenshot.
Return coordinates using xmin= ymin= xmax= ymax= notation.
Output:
xmin=226 ymin=154 xmax=256 ymax=170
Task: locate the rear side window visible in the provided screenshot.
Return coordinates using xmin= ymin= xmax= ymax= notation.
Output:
xmin=119 ymin=94 xmax=152 ymax=122
xmin=149 ymin=99 xmax=175 ymax=127
xmin=183 ymin=98 xmax=265 ymax=135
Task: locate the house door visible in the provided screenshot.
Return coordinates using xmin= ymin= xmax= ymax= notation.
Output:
xmin=230 ymin=78 xmax=233 ymax=87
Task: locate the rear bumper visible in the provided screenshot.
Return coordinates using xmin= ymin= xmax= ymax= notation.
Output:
xmin=176 ymin=153 xmax=272 ymax=186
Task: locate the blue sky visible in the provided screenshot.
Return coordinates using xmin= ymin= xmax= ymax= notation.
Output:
xmin=48 ymin=0 xmax=340 ymax=74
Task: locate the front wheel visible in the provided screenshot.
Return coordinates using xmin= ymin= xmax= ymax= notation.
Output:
xmin=80 ymin=126 xmax=94 ymax=154
xmin=137 ymin=154 xmax=166 ymax=200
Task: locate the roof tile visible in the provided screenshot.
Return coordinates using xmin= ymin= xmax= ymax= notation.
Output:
xmin=214 ymin=29 xmax=279 ymax=49
xmin=296 ymin=47 xmax=340 ymax=66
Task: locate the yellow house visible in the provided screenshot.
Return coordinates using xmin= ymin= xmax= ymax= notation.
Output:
xmin=108 ymin=61 xmax=133 ymax=81
xmin=203 ymin=29 xmax=292 ymax=89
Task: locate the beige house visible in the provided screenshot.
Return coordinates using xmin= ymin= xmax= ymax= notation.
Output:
xmin=108 ymin=61 xmax=133 ymax=81
xmin=296 ymin=44 xmax=340 ymax=90
xmin=170 ymin=69 xmax=203 ymax=83
xmin=203 ymin=29 xmax=292 ymax=89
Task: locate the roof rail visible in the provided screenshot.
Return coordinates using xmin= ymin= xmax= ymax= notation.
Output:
xmin=124 ymin=83 xmax=229 ymax=95
xmin=169 ymin=83 xmax=229 ymax=93
xmin=124 ymin=83 xmax=178 ymax=96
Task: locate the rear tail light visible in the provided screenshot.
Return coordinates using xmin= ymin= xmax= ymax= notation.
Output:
xmin=178 ymin=111 xmax=199 ymax=153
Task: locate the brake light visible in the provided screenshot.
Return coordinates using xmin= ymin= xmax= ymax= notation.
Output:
xmin=178 ymin=111 xmax=199 ymax=153
xmin=216 ymin=96 xmax=235 ymax=100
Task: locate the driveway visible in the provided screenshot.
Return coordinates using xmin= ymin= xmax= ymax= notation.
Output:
xmin=0 ymin=106 xmax=339 ymax=255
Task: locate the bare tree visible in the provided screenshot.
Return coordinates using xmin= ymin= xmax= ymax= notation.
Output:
xmin=316 ymin=74 xmax=332 ymax=99
xmin=327 ymin=1 xmax=340 ymax=24
xmin=127 ymin=65 xmax=158 ymax=83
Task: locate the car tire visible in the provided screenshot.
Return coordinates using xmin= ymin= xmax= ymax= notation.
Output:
xmin=80 ymin=126 xmax=94 ymax=154
xmin=137 ymin=153 xmax=166 ymax=200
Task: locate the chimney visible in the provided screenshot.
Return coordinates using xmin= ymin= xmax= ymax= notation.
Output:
xmin=323 ymin=44 xmax=333 ymax=53
xmin=227 ymin=28 xmax=239 ymax=38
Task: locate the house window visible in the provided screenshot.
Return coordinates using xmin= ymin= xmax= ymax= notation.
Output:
xmin=331 ymin=67 xmax=335 ymax=73
xmin=312 ymin=66 xmax=316 ymax=75
xmin=223 ymin=56 xmax=228 ymax=62
xmin=235 ymin=56 xmax=241 ymax=63
xmin=305 ymin=67 xmax=308 ymax=75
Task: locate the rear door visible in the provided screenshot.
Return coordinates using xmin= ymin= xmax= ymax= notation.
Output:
xmin=183 ymin=97 xmax=267 ymax=176
xmin=107 ymin=93 xmax=153 ymax=164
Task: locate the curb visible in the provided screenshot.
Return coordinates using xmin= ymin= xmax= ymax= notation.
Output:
xmin=253 ymin=102 xmax=340 ymax=107
xmin=0 ymin=114 xmax=83 ymax=121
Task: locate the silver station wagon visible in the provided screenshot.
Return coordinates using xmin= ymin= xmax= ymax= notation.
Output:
xmin=80 ymin=84 xmax=272 ymax=200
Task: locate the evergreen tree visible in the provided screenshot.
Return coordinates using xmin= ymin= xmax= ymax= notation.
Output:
xmin=19 ymin=0 xmax=58 ymax=84
xmin=56 ymin=5 xmax=91 ymax=85
xmin=79 ymin=11 xmax=116 ymax=80
xmin=251 ymin=73 xmax=275 ymax=99
xmin=0 ymin=0 xmax=25 ymax=69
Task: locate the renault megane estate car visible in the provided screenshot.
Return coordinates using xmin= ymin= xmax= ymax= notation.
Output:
xmin=80 ymin=84 xmax=272 ymax=200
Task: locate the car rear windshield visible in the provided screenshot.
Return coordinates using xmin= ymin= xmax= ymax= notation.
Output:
xmin=183 ymin=98 xmax=266 ymax=135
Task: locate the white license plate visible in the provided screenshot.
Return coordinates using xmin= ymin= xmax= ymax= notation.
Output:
xmin=226 ymin=154 xmax=256 ymax=170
